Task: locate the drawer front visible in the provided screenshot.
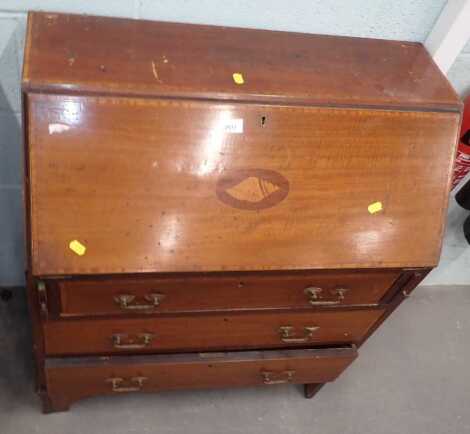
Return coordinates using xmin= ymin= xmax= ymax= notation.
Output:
xmin=45 ymin=346 xmax=357 ymax=406
xmin=53 ymin=270 xmax=400 ymax=317
xmin=44 ymin=308 xmax=384 ymax=356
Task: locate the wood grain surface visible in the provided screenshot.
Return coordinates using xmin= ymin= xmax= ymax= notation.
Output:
xmin=43 ymin=308 xmax=384 ymax=355
xmin=53 ymin=269 xmax=401 ymax=317
xmin=45 ymin=347 xmax=357 ymax=411
xmin=28 ymin=94 xmax=459 ymax=275
xmin=23 ymin=12 xmax=460 ymax=111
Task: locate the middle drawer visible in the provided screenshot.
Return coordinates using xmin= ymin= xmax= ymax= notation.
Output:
xmin=44 ymin=308 xmax=384 ymax=356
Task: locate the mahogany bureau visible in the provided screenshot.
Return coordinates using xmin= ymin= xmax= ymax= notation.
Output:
xmin=21 ymin=12 xmax=461 ymax=413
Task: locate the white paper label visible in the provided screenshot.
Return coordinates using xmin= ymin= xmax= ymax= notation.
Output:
xmin=222 ymin=118 xmax=243 ymax=134
xmin=48 ymin=123 xmax=70 ymax=134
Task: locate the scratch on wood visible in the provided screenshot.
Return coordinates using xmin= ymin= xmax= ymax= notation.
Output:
xmin=45 ymin=14 xmax=58 ymax=25
xmin=151 ymin=61 xmax=162 ymax=83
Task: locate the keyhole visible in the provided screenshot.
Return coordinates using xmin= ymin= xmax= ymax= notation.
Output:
xmin=261 ymin=116 xmax=267 ymax=127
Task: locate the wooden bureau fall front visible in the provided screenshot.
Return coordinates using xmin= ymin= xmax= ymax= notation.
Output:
xmin=22 ymin=12 xmax=461 ymax=412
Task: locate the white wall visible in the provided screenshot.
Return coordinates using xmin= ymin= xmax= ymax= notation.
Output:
xmin=448 ymin=39 xmax=470 ymax=96
xmin=1 ymin=0 xmax=468 ymax=286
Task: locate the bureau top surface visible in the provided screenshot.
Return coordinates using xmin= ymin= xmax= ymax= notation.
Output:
xmin=23 ymin=11 xmax=460 ymax=111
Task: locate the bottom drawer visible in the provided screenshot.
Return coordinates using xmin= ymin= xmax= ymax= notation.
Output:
xmin=45 ymin=346 xmax=357 ymax=410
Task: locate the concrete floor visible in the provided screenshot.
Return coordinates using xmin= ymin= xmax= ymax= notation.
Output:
xmin=0 ymin=285 xmax=469 ymax=434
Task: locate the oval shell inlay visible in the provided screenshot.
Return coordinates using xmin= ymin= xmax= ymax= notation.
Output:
xmin=216 ymin=169 xmax=289 ymax=210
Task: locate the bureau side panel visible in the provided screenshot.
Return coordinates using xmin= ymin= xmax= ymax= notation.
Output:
xmin=27 ymin=94 xmax=459 ymax=275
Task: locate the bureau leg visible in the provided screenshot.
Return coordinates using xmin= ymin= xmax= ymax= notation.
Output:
xmin=304 ymin=383 xmax=324 ymax=399
xmin=40 ymin=392 xmax=70 ymax=414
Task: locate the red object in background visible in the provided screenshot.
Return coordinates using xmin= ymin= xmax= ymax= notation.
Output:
xmin=452 ymin=96 xmax=470 ymax=189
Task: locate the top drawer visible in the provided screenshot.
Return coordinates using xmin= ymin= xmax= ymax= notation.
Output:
xmin=48 ymin=269 xmax=400 ymax=318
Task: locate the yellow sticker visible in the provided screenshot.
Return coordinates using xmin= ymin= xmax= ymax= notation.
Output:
xmin=232 ymin=72 xmax=244 ymax=85
xmin=69 ymin=239 xmax=86 ymax=256
xmin=368 ymin=201 xmax=383 ymax=214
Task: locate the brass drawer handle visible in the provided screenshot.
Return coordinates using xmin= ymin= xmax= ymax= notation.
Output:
xmin=112 ymin=333 xmax=154 ymax=349
xmin=304 ymin=286 xmax=349 ymax=305
xmin=261 ymin=370 xmax=296 ymax=385
xmin=114 ymin=293 xmax=165 ymax=310
xmin=37 ymin=280 xmax=48 ymax=318
xmin=106 ymin=376 xmax=147 ymax=393
xmin=279 ymin=325 xmax=319 ymax=343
